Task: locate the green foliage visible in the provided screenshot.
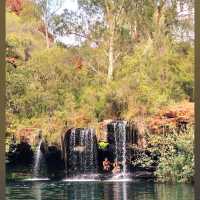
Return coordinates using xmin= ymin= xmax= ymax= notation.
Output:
xmin=146 ymin=127 xmax=194 ymax=183
xmin=115 ymin=38 xmax=194 ymax=116
xmin=6 ymin=1 xmax=194 ymax=183
xmin=132 ymin=152 xmax=155 ymax=168
xmin=20 ymin=1 xmax=42 ymax=24
xmin=6 ymin=29 xmax=194 ymax=142
xmin=6 ymin=1 xmax=194 ymax=123
xmin=6 ymin=11 xmax=46 ymax=60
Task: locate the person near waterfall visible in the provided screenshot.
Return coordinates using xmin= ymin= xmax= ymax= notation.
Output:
xmin=112 ymin=160 xmax=121 ymax=174
xmin=103 ymin=158 xmax=111 ymax=171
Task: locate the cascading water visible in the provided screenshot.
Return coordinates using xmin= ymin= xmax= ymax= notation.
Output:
xmin=67 ymin=128 xmax=98 ymax=176
xmin=113 ymin=121 xmax=127 ymax=177
xmin=33 ymin=139 xmax=43 ymax=178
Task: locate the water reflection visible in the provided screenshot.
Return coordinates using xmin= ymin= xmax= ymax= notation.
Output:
xmin=155 ymin=184 xmax=194 ymax=200
xmin=32 ymin=182 xmax=42 ymax=200
xmin=60 ymin=182 xmax=99 ymax=200
xmin=6 ymin=181 xmax=194 ymax=200
xmin=113 ymin=183 xmax=121 ymax=200
xmin=122 ymin=182 xmax=127 ymax=200
xmin=104 ymin=182 xmax=128 ymax=200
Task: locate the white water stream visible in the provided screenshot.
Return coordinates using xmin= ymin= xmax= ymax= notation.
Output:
xmin=33 ymin=139 xmax=43 ymax=178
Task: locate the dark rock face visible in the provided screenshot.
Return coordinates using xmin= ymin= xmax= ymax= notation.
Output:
xmin=7 ymin=139 xmax=66 ymax=180
xmin=127 ymin=147 xmax=159 ymax=173
xmin=107 ymin=121 xmax=140 ymax=146
xmin=97 ymin=145 xmax=115 ymax=172
xmin=6 ymin=120 xmax=158 ymax=180
xmin=7 ymin=141 xmax=34 ymax=166
xmin=45 ymin=146 xmax=65 ymax=179
xmin=98 ymin=120 xmax=157 ymax=175
xmin=40 ymin=140 xmax=48 ymax=154
xmin=97 ymin=121 xmax=137 ymax=172
xmin=62 ymin=128 xmax=98 ymax=176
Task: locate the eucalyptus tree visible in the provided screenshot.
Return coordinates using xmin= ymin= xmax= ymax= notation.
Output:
xmin=51 ymin=0 xmax=194 ymax=80
xmin=52 ymin=0 xmax=135 ymax=80
xmin=34 ymin=0 xmax=64 ymax=48
xmin=166 ymin=0 xmax=194 ymax=42
xmin=52 ymin=0 xmax=160 ymax=80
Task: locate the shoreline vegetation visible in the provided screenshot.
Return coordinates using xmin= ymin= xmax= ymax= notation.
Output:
xmin=6 ymin=0 xmax=194 ymax=184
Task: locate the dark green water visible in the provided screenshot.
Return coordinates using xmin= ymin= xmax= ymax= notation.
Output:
xmin=6 ymin=181 xmax=194 ymax=200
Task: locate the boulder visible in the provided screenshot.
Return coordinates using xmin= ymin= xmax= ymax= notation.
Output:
xmin=7 ymin=140 xmax=34 ymax=166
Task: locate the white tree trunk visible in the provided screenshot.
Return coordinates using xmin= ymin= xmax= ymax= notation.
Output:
xmin=108 ymin=28 xmax=114 ymax=80
xmin=45 ymin=22 xmax=50 ymax=48
xmin=44 ymin=0 xmax=50 ymax=48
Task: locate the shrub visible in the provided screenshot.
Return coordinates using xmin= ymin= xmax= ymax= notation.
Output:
xmin=146 ymin=127 xmax=194 ymax=183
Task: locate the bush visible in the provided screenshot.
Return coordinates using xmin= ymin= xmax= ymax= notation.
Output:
xmin=146 ymin=127 xmax=194 ymax=183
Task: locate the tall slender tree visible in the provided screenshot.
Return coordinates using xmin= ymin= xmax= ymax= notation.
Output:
xmin=35 ymin=0 xmax=64 ymax=48
xmin=51 ymin=0 xmax=194 ymax=79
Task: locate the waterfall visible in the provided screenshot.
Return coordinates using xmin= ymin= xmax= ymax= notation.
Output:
xmin=122 ymin=122 xmax=127 ymax=175
xmin=67 ymin=128 xmax=98 ymax=176
xmin=113 ymin=121 xmax=127 ymax=176
xmin=33 ymin=139 xmax=43 ymax=177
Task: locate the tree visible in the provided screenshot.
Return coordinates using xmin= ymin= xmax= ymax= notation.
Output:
xmin=35 ymin=0 xmax=64 ymax=48
xmin=51 ymin=0 xmax=194 ymax=80
xmin=52 ymin=0 xmax=133 ymax=80
xmin=77 ymin=0 xmax=139 ymax=80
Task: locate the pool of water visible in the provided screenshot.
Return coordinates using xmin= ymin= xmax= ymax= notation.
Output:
xmin=6 ymin=180 xmax=194 ymax=200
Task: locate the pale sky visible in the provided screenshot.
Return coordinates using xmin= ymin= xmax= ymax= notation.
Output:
xmin=55 ymin=0 xmax=80 ymax=45
xmin=55 ymin=0 xmax=194 ymax=45
xmin=59 ymin=0 xmax=78 ymax=13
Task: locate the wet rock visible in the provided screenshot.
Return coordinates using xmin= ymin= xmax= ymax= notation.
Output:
xmin=7 ymin=141 xmax=34 ymax=166
xmin=45 ymin=145 xmax=65 ymax=179
xmin=62 ymin=128 xmax=98 ymax=175
xmin=132 ymin=171 xmax=155 ymax=179
xmin=97 ymin=144 xmax=115 ymax=172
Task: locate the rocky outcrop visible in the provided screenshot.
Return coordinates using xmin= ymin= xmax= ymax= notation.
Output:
xmin=148 ymin=102 xmax=194 ymax=134
xmin=98 ymin=119 xmax=147 ymax=148
xmin=97 ymin=120 xmax=152 ymax=173
xmin=62 ymin=128 xmax=98 ymax=176
xmin=45 ymin=145 xmax=65 ymax=179
xmin=7 ymin=139 xmax=34 ymax=166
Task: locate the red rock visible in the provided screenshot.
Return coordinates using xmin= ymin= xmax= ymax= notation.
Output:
xmin=6 ymin=0 xmax=23 ymax=15
xmin=148 ymin=101 xmax=194 ymax=134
